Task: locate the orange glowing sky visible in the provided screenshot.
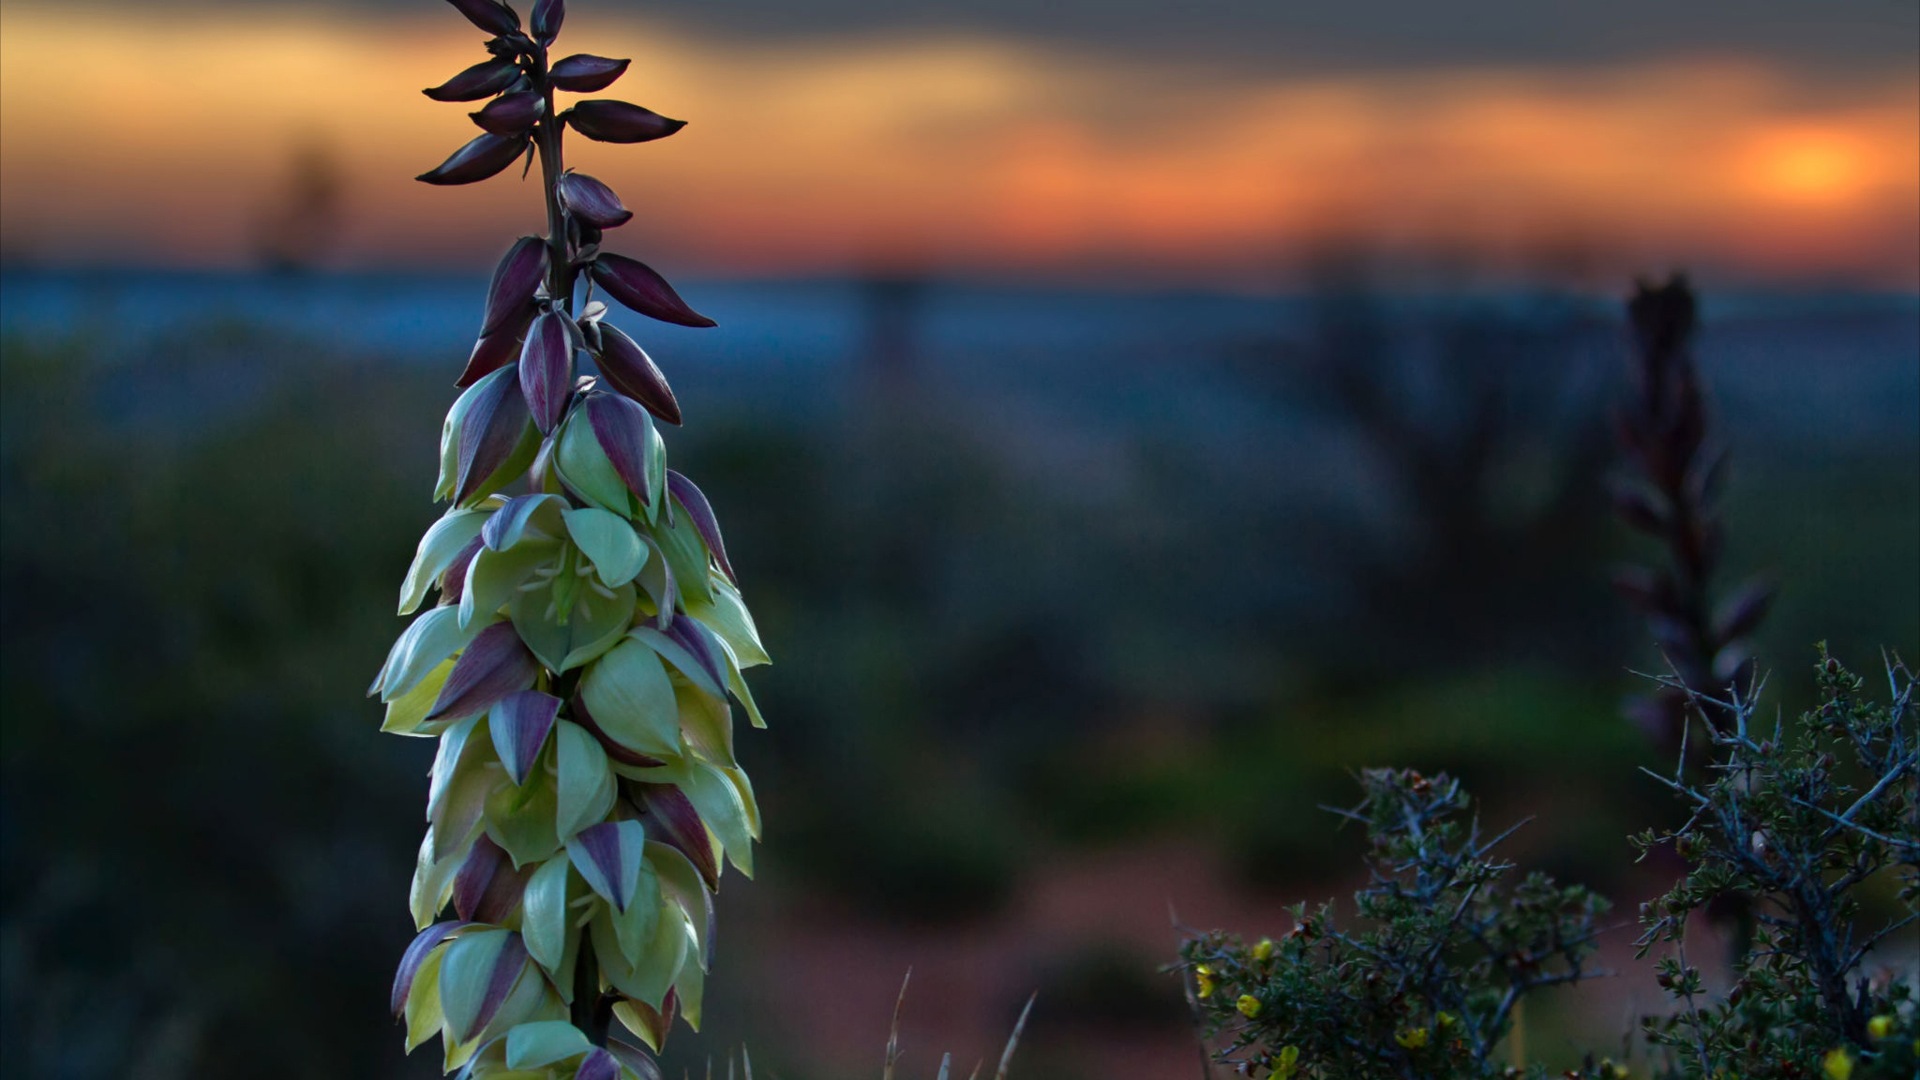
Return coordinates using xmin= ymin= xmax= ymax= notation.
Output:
xmin=1 ymin=6 xmax=1915 ymax=284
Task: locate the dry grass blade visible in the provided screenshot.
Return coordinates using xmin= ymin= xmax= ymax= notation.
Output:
xmin=935 ymin=1053 xmax=951 ymax=1080
xmin=882 ymin=968 xmax=912 ymax=1080
xmin=992 ymin=994 xmax=1035 ymax=1080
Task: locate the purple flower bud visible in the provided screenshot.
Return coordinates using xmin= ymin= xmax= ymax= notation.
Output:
xmin=391 ymin=921 xmax=468 ymax=1015
xmin=593 ymin=324 xmax=680 ymax=424
xmin=425 ymin=57 xmax=522 ymax=102
xmin=585 ymin=391 xmax=653 ymax=506
xmin=460 ymin=932 xmax=529 ymax=1042
xmin=480 ymin=236 xmax=549 ymax=337
xmin=440 ymin=535 xmax=484 ymax=607
xmin=591 ymin=253 xmax=715 ymax=328
xmin=456 ymin=317 xmax=532 ymax=388
xmin=456 ymin=368 xmax=534 ymax=503
xmin=469 ymin=90 xmax=546 ymax=135
xmin=428 ymin=620 xmax=538 ymax=721
xmin=417 ymin=132 xmax=529 ymax=185
xmin=548 ymin=54 xmax=630 ymax=92
xmin=531 ymin=0 xmax=564 ymax=43
xmin=564 ymin=99 xmax=685 ymax=144
xmin=445 ymin=0 xmax=521 ymax=36
xmin=489 ymin=689 xmax=560 ymax=786
xmin=451 ymin=834 xmax=509 ymax=920
xmin=667 ymin=470 xmax=735 ymax=583
xmin=556 ymin=171 xmax=632 ymax=229
xmin=576 ymin=1049 xmax=620 ymax=1080
xmin=519 ymin=310 xmax=576 ymax=435
xmin=641 ymin=782 xmax=720 ymax=889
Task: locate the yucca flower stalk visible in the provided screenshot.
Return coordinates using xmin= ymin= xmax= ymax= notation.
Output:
xmin=372 ymin=2 xmax=768 ymax=1076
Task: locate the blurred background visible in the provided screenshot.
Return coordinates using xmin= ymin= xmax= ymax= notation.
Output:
xmin=1 ymin=1 xmax=1915 ymax=1077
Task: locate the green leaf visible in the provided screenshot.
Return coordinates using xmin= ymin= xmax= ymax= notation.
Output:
xmin=645 ymin=420 xmax=667 ymax=522
xmin=726 ymin=660 xmax=766 ymax=730
xmin=628 ymin=627 xmax=724 ymax=700
xmin=520 ymin=854 xmax=574 ymax=975
xmin=579 ymin=637 xmax=681 ymax=758
xmin=484 ymin=765 xmax=562 ymax=867
xmin=401 ymin=507 xmax=491 ymax=615
xmin=556 ymin=409 xmax=636 ymax=516
xmin=427 ymin=716 xmax=485 ymax=823
xmin=438 ymin=929 xmax=513 ymax=1044
xmin=634 ymin=535 xmax=676 ymax=625
xmin=650 ymin=512 xmax=711 ymax=606
xmin=677 ymin=681 xmax=733 ymax=767
xmin=375 ymin=605 xmax=484 ymax=702
xmin=674 ymin=938 xmax=705 ymax=1030
xmin=382 ymin=658 xmax=456 ymax=736
xmin=404 ymin=942 xmax=448 ymax=1051
xmin=410 ymin=829 xmax=461 ymax=929
xmin=647 ymin=840 xmax=712 ymax=967
xmin=554 ymin=720 xmax=615 ymax=840
xmin=461 ymin=542 xmax=552 ymax=630
xmin=721 ymin=763 xmax=762 ymax=841
xmin=591 ymin=901 xmax=688 ymax=1010
xmin=610 ymin=860 xmax=662 ymax=967
xmin=687 ymin=577 xmax=769 ymax=668
xmin=504 ymin=1020 xmax=593 ymax=1069
xmin=563 ymin=506 xmax=647 ymax=587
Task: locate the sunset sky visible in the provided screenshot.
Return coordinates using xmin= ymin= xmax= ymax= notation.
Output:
xmin=1 ymin=0 xmax=1915 ymax=285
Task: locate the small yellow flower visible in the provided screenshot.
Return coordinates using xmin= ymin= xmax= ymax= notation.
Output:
xmin=1598 ymin=1058 xmax=1628 ymax=1080
xmin=1865 ymin=1013 xmax=1893 ymax=1040
xmin=1236 ymin=994 xmax=1262 ymax=1019
xmin=1253 ymin=937 xmax=1275 ymax=961
xmin=1435 ymin=1011 xmax=1456 ymax=1029
xmin=1194 ymin=965 xmax=1215 ymax=1000
xmin=1273 ymin=1045 xmax=1301 ymax=1079
xmin=1822 ymin=1047 xmax=1853 ymax=1080
xmin=1395 ymin=1027 xmax=1429 ymax=1050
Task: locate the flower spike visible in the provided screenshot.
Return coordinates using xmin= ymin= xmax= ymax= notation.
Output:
xmin=387 ymin=4 xmax=768 ymax=1071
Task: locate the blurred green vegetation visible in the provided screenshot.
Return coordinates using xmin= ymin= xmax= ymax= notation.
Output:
xmin=2 ymin=283 xmax=1913 ymax=1076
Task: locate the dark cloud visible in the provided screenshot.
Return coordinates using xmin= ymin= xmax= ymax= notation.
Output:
xmin=29 ymin=0 xmax=1920 ymax=73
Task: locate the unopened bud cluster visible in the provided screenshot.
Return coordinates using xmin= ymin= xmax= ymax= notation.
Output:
xmin=373 ymin=3 xmax=767 ymax=1076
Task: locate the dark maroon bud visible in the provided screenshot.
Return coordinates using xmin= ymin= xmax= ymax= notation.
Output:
xmin=490 ymin=689 xmax=561 ymax=785
xmin=557 ymin=171 xmax=632 ymax=229
xmin=519 ymin=311 xmax=575 ymax=434
xmin=461 ymin=933 xmax=529 ymax=1042
xmin=456 ymin=307 xmax=535 ymax=387
xmin=452 ymin=834 xmax=509 ymax=920
xmin=425 ymin=57 xmax=522 ymax=102
xmin=605 ymin=1038 xmax=663 ymax=1080
xmin=585 ymin=392 xmax=652 ymax=505
xmin=428 ymin=621 xmax=539 ymax=721
xmin=456 ymin=370 xmax=533 ymax=503
xmin=440 ymin=535 xmax=485 ymax=606
xmin=479 ymin=236 xmax=549 ymax=337
xmin=531 ymin=0 xmax=564 ymax=43
xmin=548 ymin=54 xmax=630 ymax=92
xmin=664 ymin=616 xmax=728 ymax=693
xmin=593 ymin=324 xmax=680 ymax=424
xmin=445 ymin=0 xmax=521 ymax=36
xmin=666 ymin=470 xmax=735 ymax=583
xmin=576 ymin=1049 xmax=619 ymax=1080
xmin=564 ymin=99 xmax=685 ymax=144
xmin=391 ymin=921 xmax=469 ymax=1015
xmin=591 ymin=253 xmax=715 ymax=328
xmin=640 ymin=783 xmax=720 ymax=889
xmin=417 ymin=132 xmax=529 ymax=185
xmin=470 ymin=90 xmax=546 ymax=135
